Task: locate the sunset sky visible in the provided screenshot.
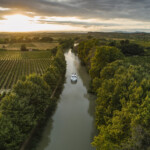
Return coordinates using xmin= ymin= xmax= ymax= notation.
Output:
xmin=0 ymin=0 xmax=150 ymax=32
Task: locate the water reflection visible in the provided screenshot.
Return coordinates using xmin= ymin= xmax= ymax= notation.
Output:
xmin=35 ymin=49 xmax=96 ymax=150
xmin=71 ymin=81 xmax=77 ymax=84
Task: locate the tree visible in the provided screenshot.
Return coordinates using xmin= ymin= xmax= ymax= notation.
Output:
xmin=0 ymin=46 xmax=66 ymax=150
xmin=20 ymin=44 xmax=27 ymax=51
xmin=90 ymin=46 xmax=124 ymax=79
xmin=92 ymin=63 xmax=150 ymax=150
xmin=13 ymin=75 xmax=52 ymax=120
xmin=40 ymin=37 xmax=53 ymax=42
xmin=58 ymin=38 xmax=74 ymax=49
xmin=119 ymin=40 xmax=144 ymax=55
xmin=109 ymin=40 xmax=116 ymax=47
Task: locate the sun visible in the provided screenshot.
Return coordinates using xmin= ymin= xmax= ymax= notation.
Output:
xmin=4 ymin=14 xmax=30 ymax=24
xmin=3 ymin=14 xmax=33 ymax=32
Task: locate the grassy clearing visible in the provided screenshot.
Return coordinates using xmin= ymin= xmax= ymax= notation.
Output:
xmin=132 ymin=40 xmax=150 ymax=48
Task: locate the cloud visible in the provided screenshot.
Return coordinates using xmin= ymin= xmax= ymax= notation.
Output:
xmin=37 ymin=19 xmax=120 ymax=28
xmin=0 ymin=7 xmax=11 ymax=11
xmin=0 ymin=0 xmax=150 ymax=31
xmin=0 ymin=0 xmax=149 ymax=20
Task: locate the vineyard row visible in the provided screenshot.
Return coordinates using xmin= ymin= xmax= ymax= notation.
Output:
xmin=0 ymin=59 xmax=51 ymax=90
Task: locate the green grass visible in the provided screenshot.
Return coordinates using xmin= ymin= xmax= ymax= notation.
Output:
xmin=132 ymin=40 xmax=150 ymax=48
xmin=0 ymin=51 xmax=53 ymax=90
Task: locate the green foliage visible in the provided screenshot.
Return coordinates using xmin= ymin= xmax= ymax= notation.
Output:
xmin=20 ymin=44 xmax=27 ymax=51
xmin=0 ymin=92 xmax=6 ymax=101
xmin=78 ymin=39 xmax=104 ymax=69
xmin=119 ymin=40 xmax=144 ymax=56
xmin=77 ymin=38 xmax=150 ymax=150
xmin=92 ymin=63 xmax=150 ymax=150
xmin=43 ymin=47 xmax=66 ymax=91
xmin=0 ymin=112 xmax=23 ymax=150
xmin=13 ymin=75 xmax=51 ymax=120
xmin=0 ymin=75 xmax=52 ymax=150
xmin=109 ymin=40 xmax=117 ymax=47
xmin=58 ymin=38 xmax=74 ymax=49
xmin=90 ymin=46 xmax=124 ymax=79
xmin=40 ymin=37 xmax=53 ymax=42
xmin=0 ymin=47 xmax=66 ymax=150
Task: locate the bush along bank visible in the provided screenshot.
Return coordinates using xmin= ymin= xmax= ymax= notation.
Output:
xmin=0 ymin=46 xmax=66 ymax=150
xmin=78 ymin=39 xmax=150 ymax=150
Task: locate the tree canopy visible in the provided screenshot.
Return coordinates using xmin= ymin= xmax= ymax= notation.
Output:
xmin=0 ymin=46 xmax=66 ymax=150
xmin=90 ymin=46 xmax=124 ymax=79
xmin=20 ymin=44 xmax=27 ymax=51
xmin=77 ymin=38 xmax=150 ymax=150
xmin=119 ymin=40 xmax=144 ymax=56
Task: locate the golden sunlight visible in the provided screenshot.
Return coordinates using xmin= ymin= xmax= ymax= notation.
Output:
xmin=1 ymin=14 xmax=77 ymax=32
xmin=0 ymin=14 xmax=147 ymax=32
xmin=2 ymin=14 xmax=33 ymax=32
xmin=4 ymin=14 xmax=31 ymax=24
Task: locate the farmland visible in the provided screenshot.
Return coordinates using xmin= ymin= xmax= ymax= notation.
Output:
xmin=0 ymin=50 xmax=53 ymax=91
xmin=0 ymin=42 xmax=58 ymax=50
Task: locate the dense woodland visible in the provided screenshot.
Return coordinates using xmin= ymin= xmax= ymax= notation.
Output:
xmin=77 ymin=37 xmax=150 ymax=150
xmin=0 ymin=32 xmax=150 ymax=150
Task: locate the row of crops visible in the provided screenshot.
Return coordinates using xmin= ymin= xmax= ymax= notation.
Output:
xmin=0 ymin=51 xmax=53 ymax=90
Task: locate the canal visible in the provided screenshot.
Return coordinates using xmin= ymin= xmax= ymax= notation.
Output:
xmin=35 ymin=49 xmax=96 ymax=150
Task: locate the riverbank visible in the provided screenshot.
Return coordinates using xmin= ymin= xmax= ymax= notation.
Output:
xmin=23 ymin=77 xmax=65 ymax=150
xmin=29 ymin=49 xmax=96 ymax=150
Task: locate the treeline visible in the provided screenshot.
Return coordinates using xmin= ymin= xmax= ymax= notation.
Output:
xmin=0 ymin=36 xmax=54 ymax=44
xmin=109 ymin=40 xmax=144 ymax=56
xmin=78 ymin=39 xmax=144 ymax=68
xmin=77 ymin=39 xmax=150 ymax=150
xmin=0 ymin=47 xmax=66 ymax=150
xmin=88 ymin=32 xmax=150 ymax=41
xmin=58 ymin=38 xmax=74 ymax=49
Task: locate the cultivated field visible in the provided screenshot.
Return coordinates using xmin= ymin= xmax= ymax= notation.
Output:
xmin=0 ymin=51 xmax=53 ymax=91
xmin=0 ymin=42 xmax=58 ymax=50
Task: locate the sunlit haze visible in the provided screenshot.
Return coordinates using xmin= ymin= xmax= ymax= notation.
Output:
xmin=0 ymin=14 xmax=79 ymax=32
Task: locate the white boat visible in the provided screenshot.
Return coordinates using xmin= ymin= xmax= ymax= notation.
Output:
xmin=71 ymin=73 xmax=77 ymax=82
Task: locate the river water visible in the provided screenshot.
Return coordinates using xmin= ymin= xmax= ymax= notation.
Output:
xmin=35 ymin=49 xmax=96 ymax=150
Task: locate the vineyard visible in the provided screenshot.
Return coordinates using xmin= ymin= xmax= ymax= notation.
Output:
xmin=0 ymin=51 xmax=53 ymax=91
xmin=0 ymin=42 xmax=59 ymax=50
